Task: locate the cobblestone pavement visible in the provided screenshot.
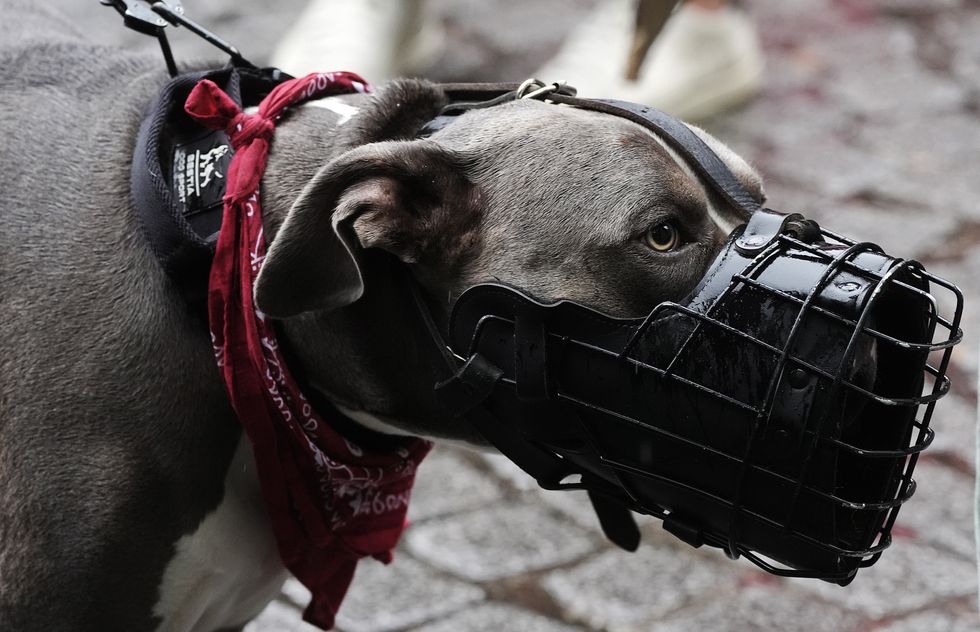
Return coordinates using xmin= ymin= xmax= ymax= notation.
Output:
xmin=74 ymin=0 xmax=980 ymax=629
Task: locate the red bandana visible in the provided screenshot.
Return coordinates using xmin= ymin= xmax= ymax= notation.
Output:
xmin=184 ymin=74 xmax=432 ymax=630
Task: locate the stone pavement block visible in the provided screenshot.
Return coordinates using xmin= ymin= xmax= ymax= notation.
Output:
xmin=815 ymin=21 xmax=965 ymax=118
xmin=649 ymin=585 xmax=866 ymax=632
xmin=479 ymin=453 xmax=541 ymax=491
xmin=745 ymin=0 xmax=835 ymax=22
xmin=713 ymin=92 xmax=852 ymax=154
xmin=794 ymin=540 xmax=977 ymax=619
xmin=333 ymin=554 xmax=485 ymax=632
xmin=413 ymin=602 xmax=586 ymax=632
xmin=877 ymin=0 xmax=963 ymax=14
xmin=928 ymin=392 xmax=977 ymax=466
xmin=405 ymin=503 xmax=600 ymax=582
xmin=930 ymin=248 xmax=980 ymax=314
xmin=923 ymin=260 xmax=973 ymax=331
xmin=408 ymin=446 xmax=505 ymax=522
xmin=280 ymin=576 xmax=312 ymax=607
xmin=803 ymin=202 xmax=957 ymax=262
xmin=848 ymin=66 xmax=964 ymax=122
xmin=937 ymin=12 xmax=980 ymax=92
xmin=799 ymin=15 xmax=918 ymax=68
xmin=480 ymin=452 xmax=656 ymax=537
xmin=739 ymin=180 xmax=824 ymax=222
xmin=531 ymin=488 xmax=604 ymax=534
xmin=245 ymin=598 xmax=319 ymax=632
xmin=273 ymin=568 xmax=486 ymax=632
xmin=894 ymin=460 xmax=975 ymax=561
xmin=765 ymin=137 xmax=893 ymax=200
xmin=875 ymin=608 xmax=980 ymax=632
xmin=850 ymin=113 xmax=980 ymax=221
xmin=930 ymin=255 xmax=980 ymax=381
xmin=746 ymin=0 xmax=840 ymax=58
xmin=541 ymin=542 xmax=741 ymax=631
xmin=531 ymin=486 xmax=666 ymax=540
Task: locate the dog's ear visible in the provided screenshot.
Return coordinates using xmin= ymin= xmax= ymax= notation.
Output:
xmin=254 ymin=139 xmax=480 ymax=318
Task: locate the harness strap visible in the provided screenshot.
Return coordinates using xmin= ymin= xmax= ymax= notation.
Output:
xmin=420 ymin=84 xmax=762 ymax=218
xmin=548 ymin=94 xmax=762 ymax=216
xmin=131 ymin=65 xmax=289 ymax=312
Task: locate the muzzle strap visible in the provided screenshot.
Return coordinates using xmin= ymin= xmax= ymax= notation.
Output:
xmin=547 ymin=94 xmax=762 ymax=217
xmin=419 ymin=83 xmax=763 ymax=218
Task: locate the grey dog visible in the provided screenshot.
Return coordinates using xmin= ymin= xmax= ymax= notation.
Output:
xmin=0 ymin=1 xmax=764 ymax=630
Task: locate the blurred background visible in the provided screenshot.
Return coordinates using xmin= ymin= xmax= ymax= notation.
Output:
xmin=69 ymin=0 xmax=980 ymax=629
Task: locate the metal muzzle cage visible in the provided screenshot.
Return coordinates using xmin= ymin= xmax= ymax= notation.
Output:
xmin=442 ymin=208 xmax=963 ymax=584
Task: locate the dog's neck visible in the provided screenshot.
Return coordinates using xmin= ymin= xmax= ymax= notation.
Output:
xmin=256 ymin=86 xmax=483 ymax=444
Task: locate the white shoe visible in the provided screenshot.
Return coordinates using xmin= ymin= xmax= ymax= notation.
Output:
xmin=536 ymin=0 xmax=764 ymax=121
xmin=271 ymin=0 xmax=443 ymax=83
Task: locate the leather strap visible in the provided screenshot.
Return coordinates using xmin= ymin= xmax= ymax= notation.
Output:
xmin=547 ymin=94 xmax=761 ymax=216
xmin=735 ymin=211 xmax=822 ymax=255
xmin=421 ymin=84 xmax=762 ymax=219
xmin=435 ymin=82 xmax=522 ymax=101
xmin=589 ymin=489 xmax=641 ymax=552
xmin=419 ymin=84 xmax=520 ymax=137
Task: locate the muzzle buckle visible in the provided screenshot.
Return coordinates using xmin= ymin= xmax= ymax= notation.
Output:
xmin=735 ymin=209 xmax=823 ymax=255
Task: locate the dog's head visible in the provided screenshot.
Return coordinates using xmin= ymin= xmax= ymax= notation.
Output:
xmin=254 ymin=79 xmax=764 ymax=439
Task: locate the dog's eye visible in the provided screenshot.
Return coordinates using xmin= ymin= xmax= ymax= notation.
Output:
xmin=644 ymin=222 xmax=679 ymax=252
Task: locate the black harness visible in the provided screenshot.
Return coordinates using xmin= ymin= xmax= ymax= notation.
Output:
xmin=131 ymin=65 xmax=288 ymax=308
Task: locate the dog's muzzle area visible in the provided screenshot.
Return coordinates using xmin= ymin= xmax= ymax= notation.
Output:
xmin=436 ymin=208 xmax=962 ymax=585
xmin=421 ymin=83 xmax=964 ymax=586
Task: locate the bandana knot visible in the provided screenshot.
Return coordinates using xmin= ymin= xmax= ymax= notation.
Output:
xmin=226 ymin=112 xmax=275 ymax=149
xmin=186 ymin=79 xmax=277 ymax=204
xmin=182 ymin=72 xmax=431 ymax=631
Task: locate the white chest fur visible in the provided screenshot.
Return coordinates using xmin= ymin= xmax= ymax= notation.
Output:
xmin=153 ymin=437 xmax=288 ymax=632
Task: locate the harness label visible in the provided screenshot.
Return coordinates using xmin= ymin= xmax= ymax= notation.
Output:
xmin=172 ymin=131 xmax=233 ymax=218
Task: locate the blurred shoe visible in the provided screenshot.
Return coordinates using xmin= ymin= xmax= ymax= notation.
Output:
xmin=535 ymin=0 xmax=764 ymax=121
xmin=271 ymin=0 xmax=443 ymax=83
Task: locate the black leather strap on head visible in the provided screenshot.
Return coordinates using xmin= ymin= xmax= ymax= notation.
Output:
xmin=546 ymin=94 xmax=762 ymax=217
xmin=420 ymin=84 xmax=763 ymax=219
xmin=418 ymin=83 xmax=523 ymax=137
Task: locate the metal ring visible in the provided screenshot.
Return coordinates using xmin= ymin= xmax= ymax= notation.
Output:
xmin=515 ymin=78 xmax=576 ymax=101
xmin=515 ymin=78 xmax=544 ymax=99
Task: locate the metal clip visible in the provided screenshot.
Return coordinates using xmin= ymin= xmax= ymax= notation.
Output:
xmin=735 ymin=209 xmax=823 ymax=256
xmin=100 ymin=0 xmax=255 ymax=77
xmin=515 ymin=78 xmax=577 ymax=101
xmin=100 ymin=0 xmax=177 ymax=34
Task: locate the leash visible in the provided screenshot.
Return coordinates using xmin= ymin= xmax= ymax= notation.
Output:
xmin=101 ymin=0 xmax=259 ymax=76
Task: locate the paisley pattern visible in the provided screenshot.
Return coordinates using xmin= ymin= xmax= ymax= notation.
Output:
xmin=185 ymin=73 xmax=432 ymax=630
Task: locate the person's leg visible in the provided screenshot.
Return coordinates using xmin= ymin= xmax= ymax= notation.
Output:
xmin=689 ymin=0 xmax=728 ymax=9
xmin=271 ymin=0 xmax=441 ymax=83
xmin=536 ymin=0 xmax=764 ymax=121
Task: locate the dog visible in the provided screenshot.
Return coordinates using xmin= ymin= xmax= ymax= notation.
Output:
xmin=0 ymin=1 xmax=764 ymax=630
